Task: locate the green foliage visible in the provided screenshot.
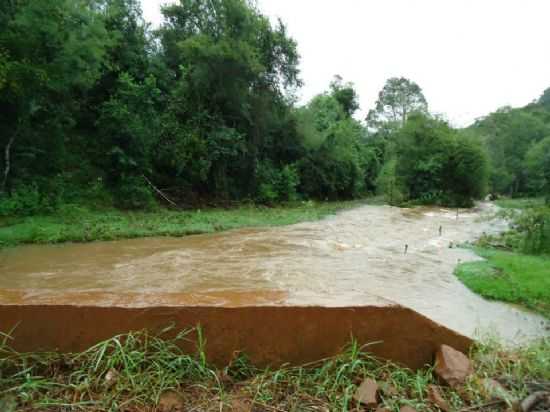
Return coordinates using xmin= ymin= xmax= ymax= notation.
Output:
xmin=0 ymin=0 xmax=539 ymax=214
xmin=329 ymin=75 xmax=360 ymax=117
xmin=0 ymin=184 xmax=44 ymax=217
xmin=471 ymin=106 xmax=550 ymax=196
xmin=112 ymin=176 xmax=155 ymax=210
xmin=514 ymin=207 xmax=550 ymax=255
xmin=539 ymin=87 xmax=550 ymax=107
xmin=525 ymin=136 xmax=550 ymax=201
xmin=292 ymin=90 xmax=380 ymax=200
xmin=298 ymin=115 xmax=368 ymax=200
xmin=255 ymin=161 xmax=299 ymax=203
xmin=394 ymin=114 xmax=488 ymax=206
xmin=375 ymin=159 xmax=406 ymax=205
xmin=366 ymin=77 xmax=428 ymax=129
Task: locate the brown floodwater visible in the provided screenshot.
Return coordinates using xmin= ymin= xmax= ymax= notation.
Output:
xmin=0 ymin=203 xmax=548 ymax=342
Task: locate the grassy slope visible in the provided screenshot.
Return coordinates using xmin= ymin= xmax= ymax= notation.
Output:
xmin=1 ymin=329 xmax=548 ymax=412
xmin=0 ymin=201 xmax=362 ymax=248
xmin=455 ymin=248 xmax=550 ymax=318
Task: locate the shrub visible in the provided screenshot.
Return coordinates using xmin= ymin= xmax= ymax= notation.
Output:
xmin=394 ymin=114 xmax=488 ymax=206
xmin=112 ymin=176 xmax=156 ymax=210
xmin=375 ymin=159 xmax=406 ymax=205
xmin=255 ymin=161 xmax=300 ymax=204
xmin=515 ymin=207 xmax=550 ymax=255
xmin=0 ymin=183 xmax=49 ymax=216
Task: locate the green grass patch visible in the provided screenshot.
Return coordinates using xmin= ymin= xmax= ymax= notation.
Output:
xmin=0 ymin=200 xmax=362 ymax=249
xmin=494 ymin=197 xmax=546 ymax=210
xmin=455 ymin=247 xmax=550 ymax=318
xmin=0 ymin=328 xmax=548 ymax=412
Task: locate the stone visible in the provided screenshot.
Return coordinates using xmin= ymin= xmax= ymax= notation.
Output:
xmin=379 ymin=381 xmax=399 ymax=397
xmin=375 ymin=408 xmax=391 ymax=412
xmin=481 ymin=378 xmax=513 ymax=402
xmin=435 ymin=344 xmax=473 ymax=387
xmin=399 ymin=406 xmax=417 ymax=412
xmin=103 ymin=368 xmax=119 ymax=388
xmin=353 ymin=378 xmax=379 ymax=407
xmin=427 ymin=384 xmax=450 ymax=411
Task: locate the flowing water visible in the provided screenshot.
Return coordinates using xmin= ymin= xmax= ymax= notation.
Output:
xmin=0 ymin=203 xmax=548 ymax=342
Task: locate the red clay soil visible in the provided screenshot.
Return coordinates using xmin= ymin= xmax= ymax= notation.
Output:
xmin=0 ymin=304 xmax=472 ymax=369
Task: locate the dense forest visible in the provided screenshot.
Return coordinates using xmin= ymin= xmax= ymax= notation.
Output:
xmin=1 ymin=0 xmax=549 ymax=216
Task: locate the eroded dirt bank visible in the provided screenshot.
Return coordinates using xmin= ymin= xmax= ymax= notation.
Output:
xmin=0 ymin=203 xmax=547 ymax=342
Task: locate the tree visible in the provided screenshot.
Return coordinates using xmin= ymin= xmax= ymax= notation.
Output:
xmin=526 ymin=136 xmax=550 ymax=201
xmin=366 ymin=77 xmax=428 ymax=129
xmin=0 ymin=0 xmax=111 ymax=194
xmin=471 ymin=107 xmax=549 ymax=195
xmin=329 ymin=75 xmax=359 ymax=117
xmin=394 ymin=114 xmax=488 ymax=206
xmin=539 ymin=87 xmax=550 ymax=107
xmin=296 ymin=93 xmax=372 ymax=199
xmin=157 ymin=0 xmax=302 ymax=199
xmin=96 ymin=73 xmax=162 ymax=208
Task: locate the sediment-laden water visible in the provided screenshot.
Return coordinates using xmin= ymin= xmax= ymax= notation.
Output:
xmin=0 ymin=203 xmax=548 ymax=341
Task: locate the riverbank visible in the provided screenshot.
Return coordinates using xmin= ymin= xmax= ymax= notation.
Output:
xmin=0 ymin=200 xmax=364 ymax=249
xmin=454 ymin=197 xmax=550 ymax=318
xmin=455 ymin=247 xmax=550 ymax=318
xmin=1 ymin=330 xmax=548 ymax=412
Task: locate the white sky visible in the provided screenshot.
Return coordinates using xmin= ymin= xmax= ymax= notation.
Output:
xmin=141 ymin=0 xmax=550 ymax=126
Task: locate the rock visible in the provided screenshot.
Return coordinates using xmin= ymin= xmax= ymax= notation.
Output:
xmin=400 ymin=406 xmax=417 ymax=412
xmin=158 ymin=391 xmax=185 ymax=412
xmin=103 ymin=368 xmax=119 ymax=388
xmin=379 ymin=381 xmax=399 ymax=397
xmin=481 ymin=378 xmax=514 ymax=403
xmin=427 ymin=384 xmax=450 ymax=411
xmin=353 ymin=378 xmax=379 ymax=408
xmin=435 ymin=344 xmax=473 ymax=387
xmin=375 ymin=408 xmax=391 ymax=412
xmin=520 ymin=391 xmax=549 ymax=412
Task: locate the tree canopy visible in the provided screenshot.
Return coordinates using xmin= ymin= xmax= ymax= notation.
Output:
xmin=0 ymin=0 xmax=546 ymax=215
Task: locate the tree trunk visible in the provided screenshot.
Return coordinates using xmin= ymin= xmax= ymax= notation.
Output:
xmin=0 ymin=134 xmax=15 ymax=194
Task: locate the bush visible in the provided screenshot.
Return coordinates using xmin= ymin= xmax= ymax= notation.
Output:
xmin=394 ymin=114 xmax=488 ymax=206
xmin=515 ymin=207 xmax=550 ymax=255
xmin=112 ymin=176 xmax=156 ymax=210
xmin=255 ymin=162 xmax=300 ymax=204
xmin=0 ymin=183 xmax=50 ymax=216
xmin=298 ymin=119 xmax=367 ymax=200
xmin=375 ymin=159 xmax=406 ymax=205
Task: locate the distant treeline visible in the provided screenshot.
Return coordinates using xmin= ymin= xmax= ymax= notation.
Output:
xmin=1 ymin=0 xmax=549 ymax=215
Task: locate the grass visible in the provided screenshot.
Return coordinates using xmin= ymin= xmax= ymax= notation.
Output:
xmin=0 ymin=200 xmax=363 ymax=249
xmin=0 ymin=329 xmax=548 ymax=412
xmin=455 ymin=248 xmax=550 ymax=318
xmin=454 ymin=197 xmax=550 ymax=318
xmin=494 ymin=197 xmax=546 ymax=210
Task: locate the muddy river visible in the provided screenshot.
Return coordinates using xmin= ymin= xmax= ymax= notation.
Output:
xmin=0 ymin=203 xmax=548 ymax=342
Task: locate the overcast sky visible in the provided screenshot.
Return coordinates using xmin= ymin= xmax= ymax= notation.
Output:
xmin=141 ymin=0 xmax=550 ymax=126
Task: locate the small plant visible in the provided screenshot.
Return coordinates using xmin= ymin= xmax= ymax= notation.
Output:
xmin=1 ymin=331 xmax=548 ymax=412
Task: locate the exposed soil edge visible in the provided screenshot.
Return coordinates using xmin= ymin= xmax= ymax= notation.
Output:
xmin=0 ymin=305 xmax=472 ymax=369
